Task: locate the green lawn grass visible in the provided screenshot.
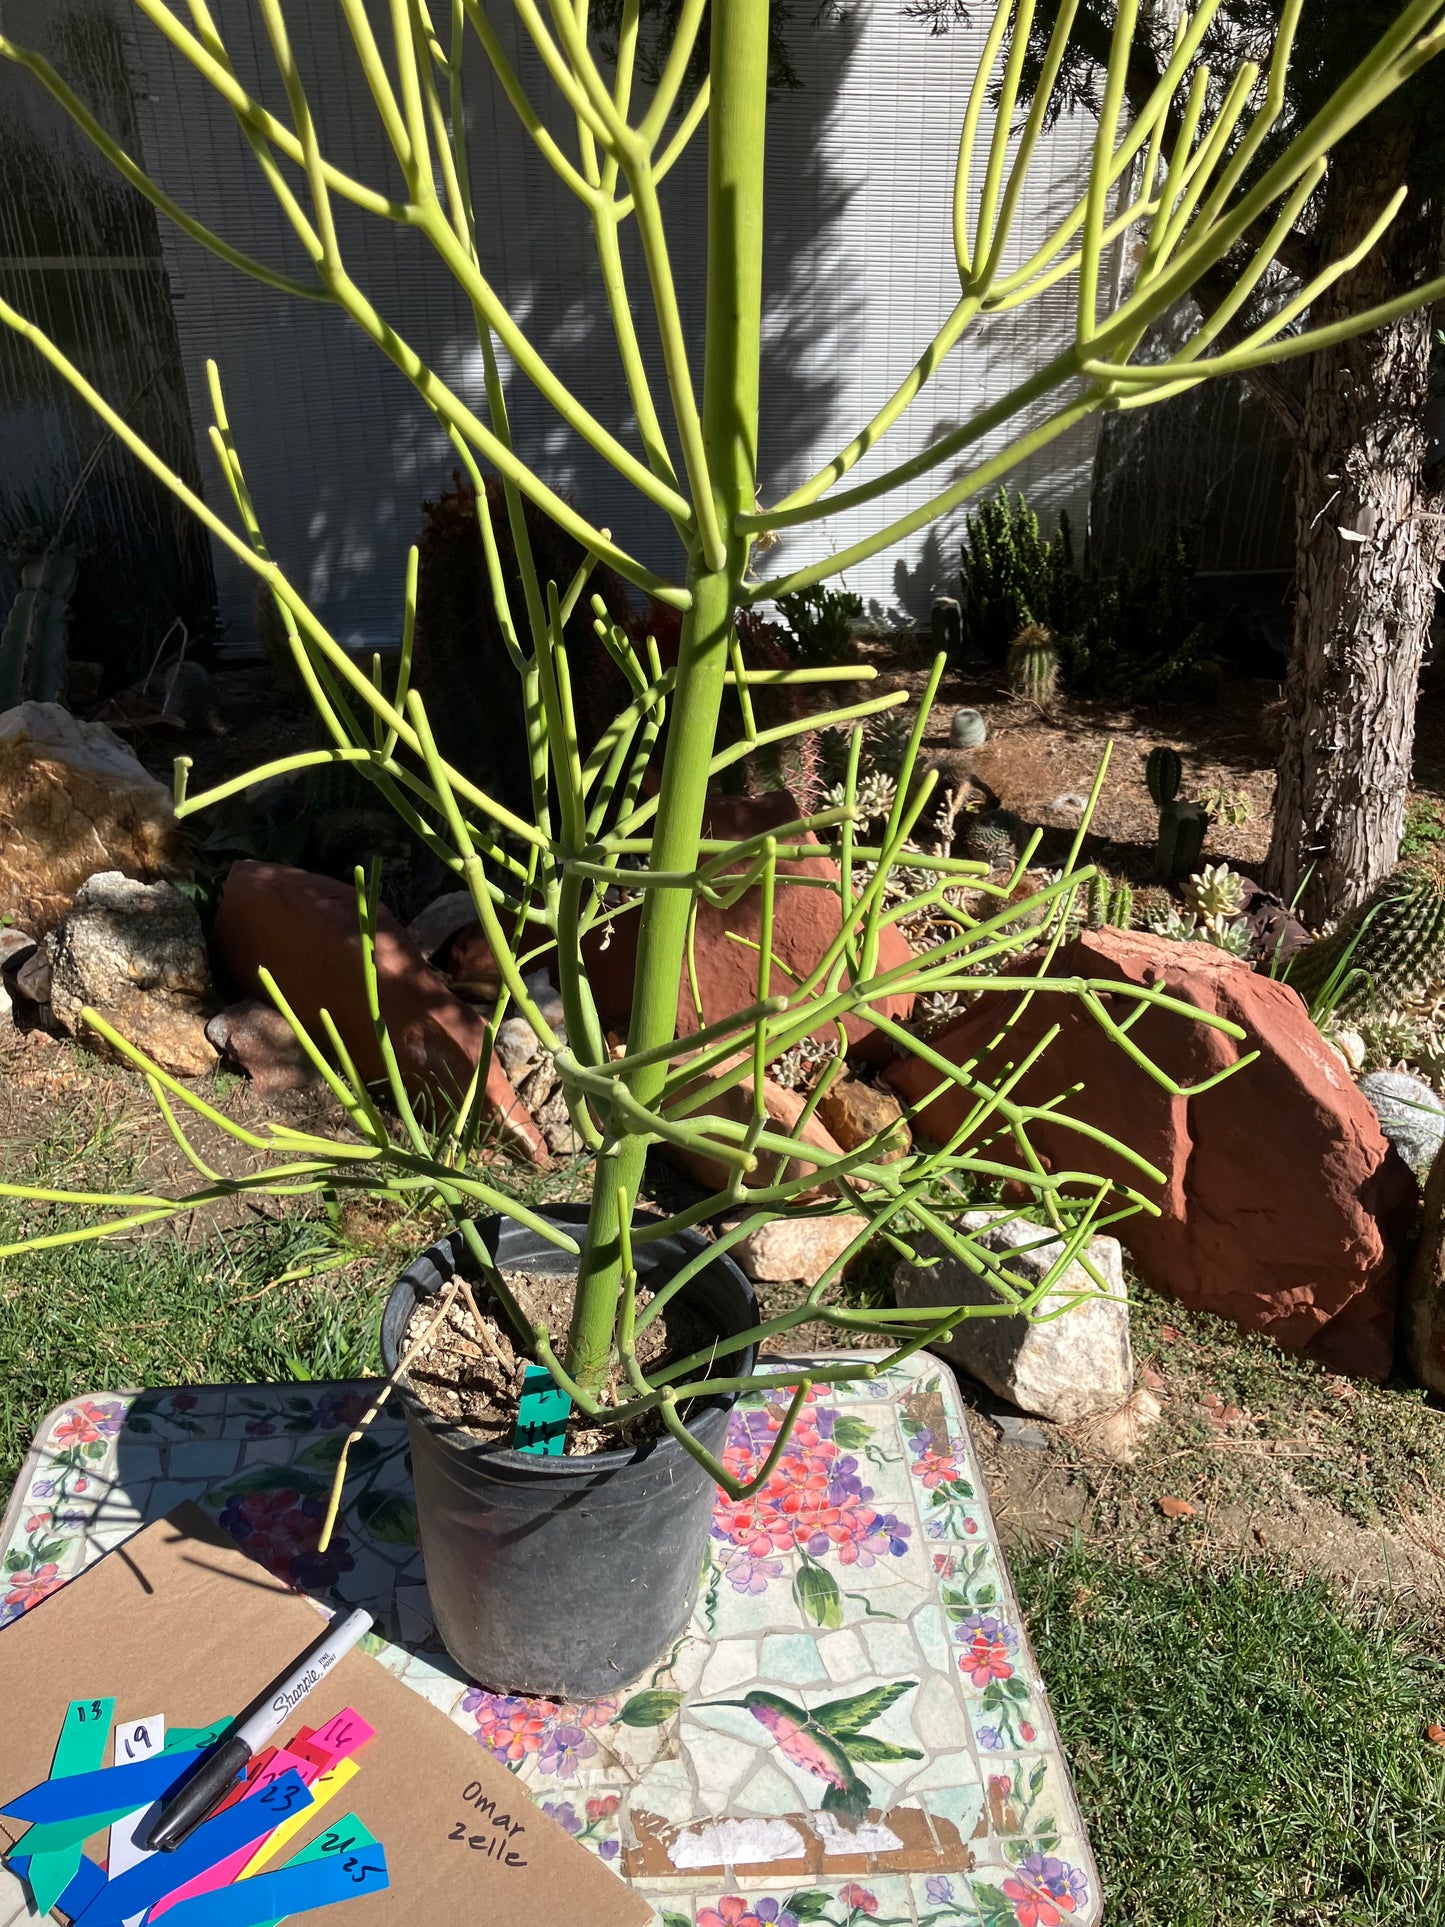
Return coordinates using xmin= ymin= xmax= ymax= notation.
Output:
xmin=1015 ymin=1541 xmax=1445 ymax=1925
xmin=6 ymin=1081 xmax=1445 ymax=1925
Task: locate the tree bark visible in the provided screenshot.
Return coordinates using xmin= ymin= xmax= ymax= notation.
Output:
xmin=1264 ymin=130 xmax=1443 ymax=928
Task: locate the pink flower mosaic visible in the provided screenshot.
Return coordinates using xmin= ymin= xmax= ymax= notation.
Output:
xmin=463 ymin=1689 xmax=620 ymax=1780
xmin=710 ymin=1390 xmax=910 ymax=1590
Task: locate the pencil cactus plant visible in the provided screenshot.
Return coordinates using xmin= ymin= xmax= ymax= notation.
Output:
xmin=2 ymin=0 xmax=1444 ymax=1509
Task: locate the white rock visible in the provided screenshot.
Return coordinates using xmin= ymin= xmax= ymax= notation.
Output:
xmin=893 ymin=1209 xmax=1133 ymax=1423
xmin=494 ymin=1014 xmax=544 ymax=1082
xmin=47 ymin=871 xmax=215 ymax=1077
xmin=732 ymin=1213 xmax=869 ymax=1287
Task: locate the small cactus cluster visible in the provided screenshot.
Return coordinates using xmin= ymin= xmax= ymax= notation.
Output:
xmin=1285 ymin=861 xmax=1445 ymax=1022
xmin=964 ymin=807 xmax=1025 ymax=869
xmin=1140 ymin=861 xmax=1252 ymax=957
xmin=827 ymin=769 xmax=898 ymax=830
xmin=1146 ymin=745 xmax=1209 ymax=880
xmin=866 ymin=706 xmax=916 ymax=778
xmin=1006 ymin=623 xmax=1060 ymax=708
xmin=1079 ymin=871 xmax=1135 ymax=932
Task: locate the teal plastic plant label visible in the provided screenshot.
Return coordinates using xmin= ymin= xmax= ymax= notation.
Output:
xmin=513 ymin=1366 xmax=571 ymax=1456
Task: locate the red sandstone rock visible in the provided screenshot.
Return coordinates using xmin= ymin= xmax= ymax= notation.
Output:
xmin=884 ymin=927 xmax=1414 ymax=1379
xmin=213 ymin=862 xmax=546 ymax=1162
xmin=582 ymin=792 xmax=915 ymax=1063
xmin=664 ymin=1054 xmax=846 ymax=1201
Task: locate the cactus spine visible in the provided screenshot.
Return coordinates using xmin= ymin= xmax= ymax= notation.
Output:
xmin=1007 ymin=623 xmax=1059 ymax=707
xmin=1286 ymin=864 xmax=1445 ymax=1020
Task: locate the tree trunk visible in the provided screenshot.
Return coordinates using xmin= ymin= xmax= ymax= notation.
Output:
xmin=1265 ymin=131 xmax=1443 ymax=928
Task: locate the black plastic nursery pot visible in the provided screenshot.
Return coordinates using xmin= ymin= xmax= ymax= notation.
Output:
xmin=380 ymin=1205 xmax=757 ymax=1702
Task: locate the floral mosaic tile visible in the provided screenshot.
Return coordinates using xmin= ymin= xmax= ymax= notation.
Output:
xmin=0 ymin=1359 xmax=1097 ymax=1925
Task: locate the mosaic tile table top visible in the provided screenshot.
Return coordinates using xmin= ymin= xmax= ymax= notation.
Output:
xmin=0 ymin=1358 xmax=1097 ymax=1927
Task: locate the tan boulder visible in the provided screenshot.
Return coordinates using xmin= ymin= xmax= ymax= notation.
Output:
xmin=731 ymin=1212 xmax=870 ymax=1287
xmin=815 ymin=1072 xmax=911 ymax=1160
xmin=0 ymin=702 xmax=187 ymax=933
xmin=885 ymin=928 xmax=1415 ymax=1380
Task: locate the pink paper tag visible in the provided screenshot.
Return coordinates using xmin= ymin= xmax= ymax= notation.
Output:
xmin=147 ymin=1748 xmax=316 ymax=1916
xmin=305 ymin=1709 xmax=376 ymax=1762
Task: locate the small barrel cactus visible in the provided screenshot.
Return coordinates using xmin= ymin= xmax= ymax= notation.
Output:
xmin=1132 ymin=883 xmax=1173 ymax=930
xmin=868 ymin=706 xmax=916 ymax=778
xmin=965 ymin=807 xmax=1025 ymax=868
xmin=1359 ymin=1068 xmax=1445 ymax=1182
xmin=1157 ymin=799 xmax=1208 ymax=880
xmin=932 ymin=596 xmax=963 ymax=664
xmin=1006 ymin=624 xmax=1059 ymax=707
xmin=950 ymin=706 xmax=987 ymax=750
xmin=1146 ymin=746 xmax=1183 ymax=807
xmin=1286 ymin=863 xmax=1445 ymax=1020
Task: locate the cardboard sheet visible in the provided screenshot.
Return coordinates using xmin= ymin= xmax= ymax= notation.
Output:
xmin=0 ymin=1505 xmax=650 ymax=1926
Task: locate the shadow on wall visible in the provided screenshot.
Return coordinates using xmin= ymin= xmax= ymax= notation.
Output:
xmin=108 ymin=1 xmax=864 ymax=651
xmin=0 ymin=0 xmax=216 ymax=687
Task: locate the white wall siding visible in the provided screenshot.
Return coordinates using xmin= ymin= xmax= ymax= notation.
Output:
xmin=128 ymin=2 xmax=1111 ymax=650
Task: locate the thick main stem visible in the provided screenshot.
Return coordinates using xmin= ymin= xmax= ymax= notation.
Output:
xmin=563 ymin=0 xmax=769 ymax=1391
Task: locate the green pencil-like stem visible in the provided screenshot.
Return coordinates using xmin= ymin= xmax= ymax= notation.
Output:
xmin=564 ymin=0 xmax=768 ymax=1394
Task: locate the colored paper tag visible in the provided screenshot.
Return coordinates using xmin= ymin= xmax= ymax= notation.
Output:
xmin=236 ymin=1756 xmax=359 ymax=1878
xmin=514 ymin=1363 xmax=572 ymax=1455
xmin=109 ymin=1716 xmax=166 ymax=1927
xmin=213 ymin=1746 xmax=280 ymax=1818
xmin=151 ymin=1748 xmax=317 ymax=1915
xmin=22 ymin=1696 xmax=115 ymax=1918
xmin=0 ymin=1747 xmax=205 ymax=1824
xmin=5 ymin=1850 xmax=106 ymax=1921
xmin=71 ymin=1770 xmax=312 ymax=1927
xmin=8 ymin=1804 xmax=135 ymax=1859
xmin=305 ymin=1709 xmax=375 ymax=1763
xmin=153 ymin=1842 xmax=389 ymax=1927
xmin=165 ymin=1721 xmax=235 ymax=1753
xmin=253 ymin=1812 xmax=379 ymax=1927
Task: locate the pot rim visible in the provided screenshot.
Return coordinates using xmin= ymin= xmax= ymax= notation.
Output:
xmin=381 ymin=1206 xmax=758 ymax=1478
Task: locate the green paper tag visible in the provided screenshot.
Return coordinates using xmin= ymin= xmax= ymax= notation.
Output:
xmin=513 ymin=1365 xmax=572 ymax=1456
xmin=25 ymin=1696 xmax=115 ymax=1916
xmin=255 ymin=1811 xmax=379 ymax=1927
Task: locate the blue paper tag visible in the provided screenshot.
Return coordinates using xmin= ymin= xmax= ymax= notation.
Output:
xmin=71 ymin=1770 xmax=311 ymax=1927
xmin=0 ymin=1747 xmax=206 ymax=1824
xmin=513 ymin=1364 xmax=572 ymax=1456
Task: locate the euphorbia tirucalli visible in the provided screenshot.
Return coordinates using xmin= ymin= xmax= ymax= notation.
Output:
xmin=2 ymin=0 xmax=1444 ymax=1486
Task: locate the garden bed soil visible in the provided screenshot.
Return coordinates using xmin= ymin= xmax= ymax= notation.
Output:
xmin=401 ymin=1269 xmax=718 ymax=1453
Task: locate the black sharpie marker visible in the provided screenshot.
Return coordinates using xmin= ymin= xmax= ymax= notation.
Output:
xmin=144 ymin=1607 xmax=372 ymax=1852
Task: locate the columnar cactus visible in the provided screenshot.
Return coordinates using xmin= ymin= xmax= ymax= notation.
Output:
xmin=1287 ymin=863 xmax=1445 ymax=1019
xmin=1007 ymin=624 xmax=1060 ymax=707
